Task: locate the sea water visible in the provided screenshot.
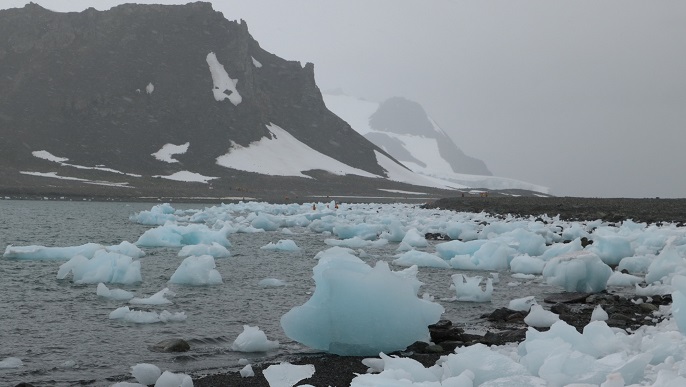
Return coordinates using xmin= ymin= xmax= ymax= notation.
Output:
xmin=0 ymin=199 xmax=550 ymax=386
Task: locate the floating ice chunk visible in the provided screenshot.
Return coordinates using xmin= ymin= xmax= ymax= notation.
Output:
xmin=136 ymin=223 xmax=230 ymax=248
xmin=333 ymin=223 xmax=382 ymax=240
xmin=542 ymin=251 xmax=611 ymax=293
xmin=524 ymin=305 xmax=560 ymax=328
xmin=131 ymin=363 xmax=162 ymax=385
xmin=445 ymin=221 xmax=478 ymax=241
xmin=178 ymin=242 xmax=230 ymax=258
xmin=561 ymin=223 xmax=591 ymax=241
xmin=281 ymin=247 xmax=443 ymax=355
xmin=635 ymin=282 xmax=673 ymax=296
xmin=240 ymin=364 xmax=254 ymax=377
xmin=231 ymin=325 xmax=280 ymax=352
xmin=672 ymin=275 xmax=686 ymax=334
xmin=401 ymin=228 xmax=429 ymax=248
xmin=441 ymin=343 xmax=530 ymax=385
xmin=57 ymin=250 xmax=142 ymax=285
xmin=393 ymin=250 xmax=450 ymax=269
xmin=206 ymin=52 xmax=242 ymax=105
xmin=449 ymin=241 xmax=514 ymax=271
xmin=451 ymin=274 xmax=493 ymax=302
xmin=129 ymin=203 xmax=178 ymax=225
xmin=589 ymin=234 xmax=635 ymax=266
xmin=591 ymin=305 xmax=609 ymax=322
xmin=259 ymin=278 xmax=286 ymax=287
xmin=435 ymin=239 xmax=487 ymax=259
xmin=0 ymin=357 xmax=22 ymax=368
xmin=263 ymin=362 xmax=314 ymax=387
xmin=496 ymin=228 xmax=547 ymax=256
xmin=145 ymin=82 xmax=154 ymax=94
xmin=617 ymin=254 xmax=653 ymax=274
xmin=376 ymin=352 xmax=441 ymax=382
xmin=154 ymin=370 xmax=193 ymax=387
xmin=169 ymin=255 xmax=223 ymax=286
xmin=260 ymin=239 xmax=300 ymax=251
xmin=379 ymin=220 xmax=406 ymax=242
xmin=130 ymin=288 xmax=174 ymax=305
xmin=4 ymin=242 xmax=103 ymax=260
xmin=109 ymin=306 xmax=187 ymax=324
xmin=97 ymin=283 xmax=134 ymax=301
xmin=509 ymin=296 xmax=538 ymax=312
xmin=251 ymin=213 xmax=281 ymax=231
xmin=106 ymin=241 xmax=145 ymax=258
xmin=607 ymin=271 xmax=643 ymax=287
xmin=325 ymin=237 xmax=388 ymax=249
xmin=646 ymin=243 xmax=686 ymax=284
xmin=111 ymin=382 xmax=145 ymax=387
xmin=539 ymin=238 xmax=583 ymax=261
xmin=510 ymin=254 xmax=545 ymax=274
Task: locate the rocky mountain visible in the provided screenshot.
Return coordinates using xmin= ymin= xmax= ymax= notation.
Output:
xmin=323 ymin=94 xmax=549 ymax=193
xmin=1 ymin=2 xmax=471 ymax=200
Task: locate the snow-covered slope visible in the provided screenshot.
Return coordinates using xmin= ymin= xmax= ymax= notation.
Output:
xmin=324 ymin=94 xmax=549 ymax=194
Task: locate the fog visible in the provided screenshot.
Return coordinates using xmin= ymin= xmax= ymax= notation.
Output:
xmin=4 ymin=0 xmax=686 ymax=197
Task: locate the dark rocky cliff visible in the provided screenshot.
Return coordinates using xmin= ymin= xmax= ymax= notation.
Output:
xmin=0 ymin=2 xmax=401 ymax=198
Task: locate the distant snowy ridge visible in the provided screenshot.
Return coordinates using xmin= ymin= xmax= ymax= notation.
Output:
xmin=324 ymin=94 xmax=549 ymax=193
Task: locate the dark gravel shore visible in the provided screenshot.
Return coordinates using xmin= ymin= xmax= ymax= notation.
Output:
xmin=424 ymin=196 xmax=686 ymax=225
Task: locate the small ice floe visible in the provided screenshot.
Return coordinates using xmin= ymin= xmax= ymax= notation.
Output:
xmin=109 ymin=306 xmax=187 ymax=324
xmin=57 ymin=251 xmax=142 ymax=285
xmin=97 ymin=283 xmax=134 ymax=301
xmin=260 ymin=239 xmax=300 ymax=251
xmin=129 ymin=288 xmax=174 ymax=305
xmin=509 ymin=296 xmax=538 ymax=312
xmin=240 ymin=364 xmax=254 ymax=377
xmin=178 ymin=242 xmax=230 ymax=258
xmin=392 ymin=250 xmax=450 ymax=269
xmin=154 ymin=370 xmax=193 ymax=387
xmin=451 ymin=274 xmax=493 ymax=302
xmin=231 ymin=325 xmax=280 ymax=352
xmin=524 ymin=304 xmax=560 ymax=328
xmin=259 ymin=278 xmax=287 ymax=287
xmin=263 ymin=362 xmax=315 ymax=387
xmin=591 ymin=305 xmax=609 ymax=322
xmin=0 ymin=357 xmax=23 ymax=368
xmin=542 ymin=251 xmax=611 ymax=293
xmin=169 ymin=255 xmax=223 ymax=286
xmin=131 ymin=363 xmax=161 ymax=385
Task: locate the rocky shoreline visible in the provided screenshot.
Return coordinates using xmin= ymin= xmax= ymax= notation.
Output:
xmin=189 ymin=196 xmax=685 ymax=386
xmin=191 ymin=290 xmax=670 ymax=386
xmin=424 ymin=196 xmax=686 ymax=225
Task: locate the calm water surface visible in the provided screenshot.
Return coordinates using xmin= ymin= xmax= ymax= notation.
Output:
xmin=0 ymin=199 xmax=551 ymax=386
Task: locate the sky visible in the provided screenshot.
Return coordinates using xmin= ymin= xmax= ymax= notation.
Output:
xmin=4 ymin=0 xmax=686 ymax=198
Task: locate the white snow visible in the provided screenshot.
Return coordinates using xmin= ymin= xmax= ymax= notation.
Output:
xmin=216 ymin=123 xmax=379 ymax=179
xmin=206 ymin=52 xmax=242 ymax=105
xmin=374 ymin=150 xmax=464 ymax=190
xmin=30 ymin=150 xmax=141 ymax=177
xmin=153 ymin=171 xmax=217 ymax=184
xmin=20 ymin=171 xmax=132 ymax=188
xmin=377 ymin=188 xmax=428 ymax=195
xmin=230 ymin=325 xmax=280 ymax=352
xmin=151 ymin=142 xmax=189 ymax=163
xmin=251 ymin=56 xmax=262 ymax=68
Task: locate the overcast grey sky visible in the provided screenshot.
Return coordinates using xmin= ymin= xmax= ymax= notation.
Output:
xmin=4 ymin=1 xmax=686 ymax=198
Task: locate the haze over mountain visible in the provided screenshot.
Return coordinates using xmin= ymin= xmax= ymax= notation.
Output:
xmin=324 ymin=94 xmax=548 ymax=194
